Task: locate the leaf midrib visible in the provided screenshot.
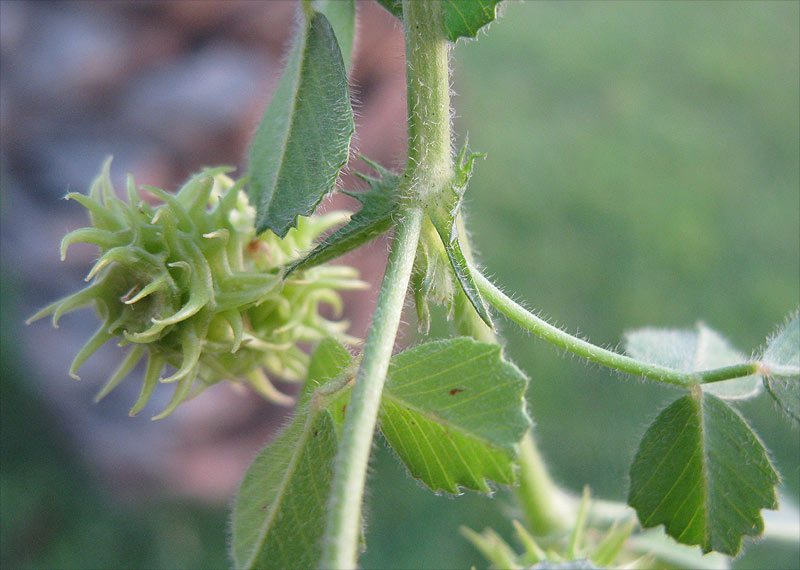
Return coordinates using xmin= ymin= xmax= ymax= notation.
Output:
xmin=242 ymin=405 xmax=320 ymax=570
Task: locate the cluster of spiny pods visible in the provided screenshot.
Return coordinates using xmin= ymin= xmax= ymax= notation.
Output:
xmin=29 ymin=160 xmax=364 ymax=419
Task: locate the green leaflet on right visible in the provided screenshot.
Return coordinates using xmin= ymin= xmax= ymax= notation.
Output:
xmin=762 ymin=311 xmax=800 ymax=423
xmin=375 ymin=0 xmax=503 ymax=42
xmin=628 ymin=392 xmax=779 ymax=556
xmin=378 ymin=337 xmax=531 ymax=493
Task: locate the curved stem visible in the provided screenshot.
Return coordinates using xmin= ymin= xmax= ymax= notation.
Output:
xmin=473 ymin=269 xmax=760 ymax=386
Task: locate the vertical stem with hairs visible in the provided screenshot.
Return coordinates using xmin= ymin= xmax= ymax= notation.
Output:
xmin=319 ymin=2 xmax=451 ymax=568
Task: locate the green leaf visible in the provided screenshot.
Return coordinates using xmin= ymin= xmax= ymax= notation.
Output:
xmin=628 ymin=391 xmax=779 ymax=555
xmin=762 ymin=311 xmax=800 ymax=422
xmin=231 ymin=404 xmax=338 ymax=570
xmin=378 ymin=337 xmax=531 ymax=493
xmin=624 ymin=323 xmax=761 ymax=399
xmin=313 ymin=0 xmax=356 ymax=72
xmin=301 ymin=337 xmax=355 ymax=402
xmin=287 ymin=157 xmax=401 ymax=274
xmin=230 ymin=341 xmax=352 ymax=570
xmin=248 ymin=9 xmax=354 ymax=237
xmin=429 ymin=144 xmax=493 ymax=329
xmin=375 ymin=0 xmax=504 ymax=42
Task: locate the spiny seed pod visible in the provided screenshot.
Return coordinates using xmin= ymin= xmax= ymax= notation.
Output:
xmin=28 ymin=159 xmax=366 ymax=419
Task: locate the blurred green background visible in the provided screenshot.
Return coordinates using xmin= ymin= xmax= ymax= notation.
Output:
xmin=2 ymin=1 xmax=798 ymax=569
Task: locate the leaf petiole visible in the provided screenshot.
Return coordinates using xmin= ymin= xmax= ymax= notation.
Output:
xmin=472 ymin=268 xmax=761 ymax=387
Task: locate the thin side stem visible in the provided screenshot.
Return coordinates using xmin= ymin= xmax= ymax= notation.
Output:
xmin=319 ymin=206 xmax=423 ymax=569
xmin=473 ymin=269 xmax=760 ymax=386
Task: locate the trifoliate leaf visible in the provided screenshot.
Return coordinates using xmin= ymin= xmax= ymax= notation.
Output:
xmin=287 ymin=157 xmax=401 ymax=274
xmin=428 ymin=144 xmax=493 ymax=329
xmin=761 ymin=311 xmax=800 ymax=422
xmin=378 ymin=338 xmax=530 ymax=493
xmin=375 ymin=0 xmax=504 ymax=42
xmin=313 ymin=0 xmax=356 ymax=72
xmin=248 ymin=9 xmax=353 ymax=237
xmin=231 ymin=341 xmax=352 ymax=570
xmin=628 ymin=391 xmax=779 ymax=555
xmin=624 ymin=323 xmax=760 ymax=400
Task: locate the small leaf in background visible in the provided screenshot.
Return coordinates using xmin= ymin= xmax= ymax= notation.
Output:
xmin=287 ymin=157 xmax=401 ymax=274
xmin=375 ymin=0 xmax=504 ymax=42
xmin=428 ymin=144 xmax=493 ymax=329
xmin=248 ymin=9 xmax=353 ymax=237
xmin=313 ymin=0 xmax=356 ymax=72
xmin=624 ymin=322 xmax=761 ymax=399
xmin=761 ymin=311 xmax=800 ymax=423
xmin=230 ymin=341 xmax=352 ymax=570
xmin=628 ymin=391 xmax=779 ymax=555
xmin=378 ymin=338 xmax=530 ymax=493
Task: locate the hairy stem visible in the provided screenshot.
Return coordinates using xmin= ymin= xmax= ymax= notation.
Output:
xmin=319 ymin=206 xmax=423 ymax=569
xmin=320 ymin=2 xmax=451 ymax=567
xmin=473 ymin=269 xmax=760 ymax=386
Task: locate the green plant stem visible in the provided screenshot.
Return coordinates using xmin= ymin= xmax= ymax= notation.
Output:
xmin=402 ymin=0 xmax=451 ymax=203
xmin=319 ymin=206 xmax=423 ymax=569
xmin=320 ymin=2 xmax=451 ymax=567
xmin=472 ymin=269 xmax=761 ymax=386
xmin=515 ymin=432 xmax=573 ymax=535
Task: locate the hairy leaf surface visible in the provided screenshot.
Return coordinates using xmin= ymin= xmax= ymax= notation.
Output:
xmin=287 ymin=158 xmax=401 ymax=274
xmin=231 ymin=341 xmax=352 ymax=569
xmin=379 ymin=338 xmax=530 ymax=493
xmin=624 ymin=323 xmax=760 ymax=399
xmin=762 ymin=312 xmax=800 ymax=422
xmin=628 ymin=392 xmax=779 ymax=555
xmin=313 ymin=0 xmax=356 ymax=72
xmin=248 ymin=10 xmax=353 ymax=237
xmin=375 ymin=0 xmax=503 ymax=42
